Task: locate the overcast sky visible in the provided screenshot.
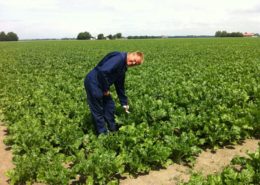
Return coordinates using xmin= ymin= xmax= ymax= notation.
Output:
xmin=1 ymin=0 xmax=260 ymax=39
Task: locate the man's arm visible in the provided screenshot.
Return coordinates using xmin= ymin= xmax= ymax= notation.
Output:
xmin=114 ymin=73 xmax=128 ymax=106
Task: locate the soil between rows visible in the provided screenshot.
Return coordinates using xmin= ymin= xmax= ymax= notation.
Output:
xmin=120 ymin=139 xmax=259 ymax=185
xmin=0 ymin=123 xmax=14 ymax=185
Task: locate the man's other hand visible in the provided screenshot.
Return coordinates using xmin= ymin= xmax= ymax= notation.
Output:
xmin=123 ymin=105 xmax=130 ymax=114
xmin=104 ymin=91 xmax=110 ymax=96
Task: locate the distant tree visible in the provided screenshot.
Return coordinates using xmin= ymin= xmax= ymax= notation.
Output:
xmin=0 ymin=31 xmax=6 ymax=41
xmin=6 ymin=32 xmax=19 ymax=41
xmin=77 ymin=31 xmax=92 ymax=40
xmin=114 ymin=33 xmax=122 ymax=39
xmin=229 ymin=32 xmax=243 ymax=37
xmin=215 ymin=31 xmax=222 ymax=37
xmin=221 ymin=31 xmax=228 ymax=37
xmin=107 ymin=34 xmax=113 ymax=40
xmin=0 ymin=31 xmax=19 ymax=41
xmin=97 ymin=33 xmax=105 ymax=40
xmin=228 ymin=32 xmax=234 ymax=37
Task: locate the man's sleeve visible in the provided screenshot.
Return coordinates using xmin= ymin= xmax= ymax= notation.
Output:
xmin=96 ymin=54 xmax=122 ymax=92
xmin=114 ymin=73 xmax=128 ymax=106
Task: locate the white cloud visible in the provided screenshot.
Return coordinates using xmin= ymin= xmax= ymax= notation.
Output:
xmin=0 ymin=0 xmax=260 ymax=39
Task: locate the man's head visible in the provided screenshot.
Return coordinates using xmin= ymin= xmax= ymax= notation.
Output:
xmin=126 ymin=51 xmax=144 ymax=67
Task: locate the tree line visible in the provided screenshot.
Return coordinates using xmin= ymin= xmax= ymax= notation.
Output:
xmin=1 ymin=30 xmax=258 ymax=41
xmin=215 ymin=31 xmax=243 ymax=37
xmin=127 ymin=35 xmax=162 ymax=39
xmin=0 ymin=31 xmax=19 ymax=41
xmin=77 ymin=31 xmax=123 ymax=40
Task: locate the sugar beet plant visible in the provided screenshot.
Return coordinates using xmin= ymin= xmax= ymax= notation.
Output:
xmin=0 ymin=38 xmax=260 ymax=184
xmin=181 ymin=143 xmax=260 ymax=185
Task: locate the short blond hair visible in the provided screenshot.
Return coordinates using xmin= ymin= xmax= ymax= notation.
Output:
xmin=133 ymin=51 xmax=144 ymax=63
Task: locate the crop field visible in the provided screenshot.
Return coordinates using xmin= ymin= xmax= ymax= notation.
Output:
xmin=0 ymin=38 xmax=260 ymax=184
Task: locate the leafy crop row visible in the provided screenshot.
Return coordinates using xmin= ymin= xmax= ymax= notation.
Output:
xmin=0 ymin=38 xmax=260 ymax=184
xmin=181 ymin=143 xmax=260 ymax=185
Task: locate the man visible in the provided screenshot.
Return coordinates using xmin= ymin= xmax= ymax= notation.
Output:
xmin=84 ymin=51 xmax=144 ymax=135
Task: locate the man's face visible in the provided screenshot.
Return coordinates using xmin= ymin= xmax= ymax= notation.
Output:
xmin=127 ymin=53 xmax=142 ymax=67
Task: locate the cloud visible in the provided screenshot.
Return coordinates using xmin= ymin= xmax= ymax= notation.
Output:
xmin=232 ymin=4 xmax=260 ymax=14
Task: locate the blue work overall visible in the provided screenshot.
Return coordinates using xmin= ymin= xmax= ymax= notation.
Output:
xmin=84 ymin=52 xmax=128 ymax=134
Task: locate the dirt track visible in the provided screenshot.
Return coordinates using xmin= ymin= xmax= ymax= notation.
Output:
xmin=0 ymin=123 xmax=14 ymax=185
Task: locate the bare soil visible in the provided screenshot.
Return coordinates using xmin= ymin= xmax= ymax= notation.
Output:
xmin=0 ymin=123 xmax=14 ymax=185
xmin=120 ymin=139 xmax=259 ymax=185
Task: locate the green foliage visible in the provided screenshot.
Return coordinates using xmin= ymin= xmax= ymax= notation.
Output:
xmin=181 ymin=144 xmax=260 ymax=185
xmin=7 ymin=149 xmax=71 ymax=185
xmin=0 ymin=31 xmax=7 ymax=41
xmin=113 ymin=33 xmax=122 ymax=39
xmin=97 ymin=33 xmax=105 ymax=40
xmin=0 ymin=38 xmax=260 ymax=184
xmin=215 ymin=30 xmax=243 ymax=37
xmin=106 ymin=34 xmax=113 ymax=40
xmin=0 ymin=31 xmax=19 ymax=41
xmin=77 ymin=31 xmax=92 ymax=40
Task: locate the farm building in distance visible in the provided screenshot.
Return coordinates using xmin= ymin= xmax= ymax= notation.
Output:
xmin=243 ymin=32 xmax=256 ymax=37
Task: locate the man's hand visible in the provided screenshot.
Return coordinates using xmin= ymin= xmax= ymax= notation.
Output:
xmin=123 ymin=105 xmax=130 ymax=114
xmin=104 ymin=91 xmax=110 ymax=96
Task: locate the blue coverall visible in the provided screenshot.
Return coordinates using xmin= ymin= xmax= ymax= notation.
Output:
xmin=84 ymin=52 xmax=128 ymax=134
